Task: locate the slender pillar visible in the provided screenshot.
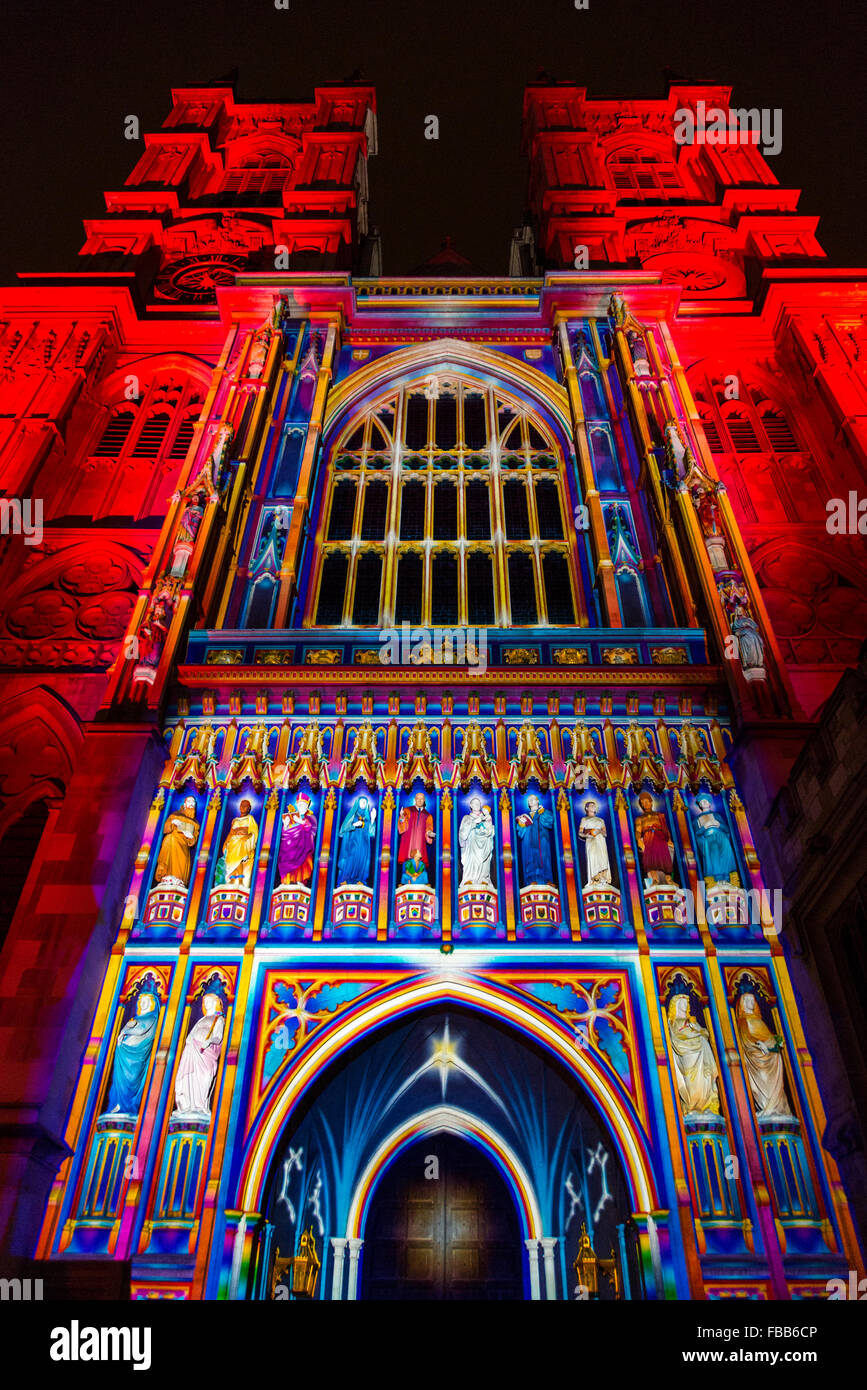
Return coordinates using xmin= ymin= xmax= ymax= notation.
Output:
xmin=541 ymin=1235 xmax=559 ymax=1300
xmin=330 ymin=1237 xmax=347 ymax=1301
xmin=345 ymin=1236 xmax=364 ymax=1300
xmin=524 ymin=1237 xmax=542 ymax=1300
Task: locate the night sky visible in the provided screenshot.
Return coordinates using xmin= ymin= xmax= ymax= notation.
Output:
xmin=0 ymin=0 xmax=863 ymax=282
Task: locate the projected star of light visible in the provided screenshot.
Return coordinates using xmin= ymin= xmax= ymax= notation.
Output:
xmin=384 ymin=1020 xmax=507 ymax=1114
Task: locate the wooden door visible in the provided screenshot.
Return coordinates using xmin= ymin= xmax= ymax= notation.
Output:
xmin=360 ymin=1134 xmax=524 ymax=1300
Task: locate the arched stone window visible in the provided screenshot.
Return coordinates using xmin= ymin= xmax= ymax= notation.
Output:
xmin=311 ymin=378 xmax=581 ymax=628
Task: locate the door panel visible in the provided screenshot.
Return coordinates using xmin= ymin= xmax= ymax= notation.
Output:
xmin=361 ymin=1134 xmax=524 ymax=1300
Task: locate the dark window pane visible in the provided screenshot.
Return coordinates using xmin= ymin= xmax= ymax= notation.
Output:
xmin=405 ymin=395 xmax=428 ymax=450
xmin=762 ymin=412 xmax=798 ymax=452
xmin=400 ymin=482 xmax=425 ymax=540
xmin=466 ymin=481 xmax=491 ymax=539
xmin=527 ymin=422 xmax=547 ymax=450
xmin=464 ymin=396 xmax=487 ymax=450
xmin=169 ymin=414 xmax=196 ymax=459
xmin=503 ymin=481 xmax=531 ymax=539
xmin=543 ymin=551 xmax=575 ymax=624
xmin=344 ymin=424 xmax=365 ymax=451
xmin=579 ymin=374 xmax=603 ymax=417
xmin=535 ymin=480 xmax=564 ymax=539
xmin=395 ymin=552 xmax=423 ymax=624
xmin=94 ymin=411 xmax=136 ymax=456
xmin=316 ymin=552 xmax=348 ymax=625
xmin=133 ymin=414 xmax=172 ymax=457
xmin=352 ymin=552 xmax=382 ymax=624
xmin=245 ymin=577 xmax=275 ymax=628
xmin=361 ymin=480 xmax=388 ymax=540
xmin=467 ymin=552 xmax=495 ymax=625
xmin=0 ymin=799 xmax=51 ymax=953
xmin=618 ymin=571 xmax=646 ymax=627
xmin=435 ymin=396 xmax=457 ymax=450
xmin=700 ymin=414 xmax=724 ymax=453
xmin=726 ymin=414 xmax=760 ymax=452
xmin=431 ymin=553 xmax=459 ymax=624
xmin=433 ymin=482 xmax=458 ymax=539
xmin=327 ymin=478 xmax=357 ymax=539
xmin=508 ymin=553 xmax=537 ymax=625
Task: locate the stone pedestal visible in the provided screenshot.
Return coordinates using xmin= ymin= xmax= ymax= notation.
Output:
xmin=331 ymin=883 xmax=374 ymax=927
xmin=457 ymin=885 xmax=498 ymax=927
xmin=207 ymin=885 xmax=250 ymax=927
xmin=704 ymin=535 xmax=728 ymax=573
xmin=643 ymin=882 xmax=688 ymax=926
xmin=519 ymin=884 xmax=562 ymax=927
xmin=704 ymin=880 xmax=748 ymax=929
xmin=582 ymin=883 xmax=623 ymax=928
xmin=270 ymin=883 xmax=312 ymax=929
xmin=394 ymin=883 xmax=437 ymax=929
xmin=144 ymin=884 xmax=188 ymax=927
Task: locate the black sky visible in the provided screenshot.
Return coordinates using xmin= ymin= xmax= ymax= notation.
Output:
xmin=0 ymin=0 xmax=864 ymax=281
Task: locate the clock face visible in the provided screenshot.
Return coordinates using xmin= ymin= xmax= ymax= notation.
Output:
xmin=155 ymin=254 xmax=248 ymax=302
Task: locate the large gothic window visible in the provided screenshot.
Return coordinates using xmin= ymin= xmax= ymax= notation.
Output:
xmin=311 ymin=379 xmax=580 ymax=628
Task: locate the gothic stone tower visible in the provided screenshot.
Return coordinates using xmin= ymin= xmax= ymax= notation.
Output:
xmin=0 ymin=78 xmax=863 ymax=1301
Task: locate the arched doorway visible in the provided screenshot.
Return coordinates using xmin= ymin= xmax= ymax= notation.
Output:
xmin=360 ymin=1133 xmax=524 ymax=1301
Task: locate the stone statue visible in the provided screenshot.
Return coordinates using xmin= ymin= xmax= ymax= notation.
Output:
xmin=336 ymin=794 xmax=377 ymax=886
xmin=516 ymin=794 xmax=555 ymax=885
xmin=173 ymin=992 xmax=225 ymax=1121
xmin=634 ymin=792 xmax=675 ymax=886
xmin=735 ymin=992 xmax=793 ymax=1121
xmin=578 ymin=799 xmax=612 ymax=888
xmin=215 ymin=799 xmax=259 ymax=890
xmin=154 ymin=796 xmax=200 ymax=888
xmin=397 ymin=792 xmax=435 ymax=879
xmin=667 ymin=994 xmax=721 ymax=1118
xmin=458 ymin=797 xmax=496 ymax=889
xmin=693 ymin=797 xmax=740 ymax=886
xmin=278 ymin=794 xmax=317 ymax=886
xmin=103 ymin=989 xmax=160 ymax=1117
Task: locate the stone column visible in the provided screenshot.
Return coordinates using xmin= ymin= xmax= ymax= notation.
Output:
xmin=345 ymin=1236 xmax=364 ymax=1300
xmin=524 ymin=1237 xmax=542 ymax=1300
xmin=541 ymin=1235 xmax=559 ymax=1300
xmin=330 ymin=1237 xmax=347 ymax=1301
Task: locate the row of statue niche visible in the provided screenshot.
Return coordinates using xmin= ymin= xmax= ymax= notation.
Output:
xmin=667 ymin=987 xmax=795 ymax=1123
xmin=150 ymin=789 xmax=741 ymax=899
xmin=101 ymin=985 xmax=226 ymax=1124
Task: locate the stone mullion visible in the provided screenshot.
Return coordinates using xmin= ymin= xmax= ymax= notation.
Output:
xmin=556 ymin=318 xmax=621 ymax=626
xmin=275 ymin=317 xmax=338 ymax=628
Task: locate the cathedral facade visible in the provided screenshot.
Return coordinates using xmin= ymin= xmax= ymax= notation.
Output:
xmin=0 ymin=77 xmax=864 ymax=1301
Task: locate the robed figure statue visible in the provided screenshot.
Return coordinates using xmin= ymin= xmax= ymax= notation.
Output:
xmin=667 ymin=993 xmax=721 ymax=1118
xmin=515 ymin=794 xmax=554 ymax=885
xmin=154 ymin=797 xmax=200 ymax=888
xmin=634 ymin=792 xmax=675 ymax=886
xmin=336 ymin=795 xmax=377 ymax=885
xmin=216 ymin=799 xmax=259 ymax=889
xmin=458 ymin=797 xmax=496 ymax=889
xmin=397 ymin=792 xmax=435 ymax=878
xmin=736 ymin=992 xmax=793 ymax=1120
xmin=278 ymin=794 xmax=318 ymax=886
xmin=173 ymin=993 xmax=225 ymax=1121
xmin=578 ymin=799 xmax=612 ymax=888
xmin=693 ymin=797 xmax=739 ymax=886
xmin=104 ymin=990 xmax=160 ymax=1117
